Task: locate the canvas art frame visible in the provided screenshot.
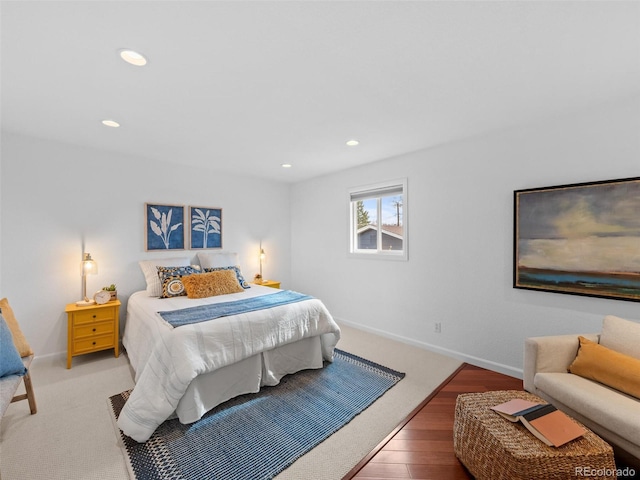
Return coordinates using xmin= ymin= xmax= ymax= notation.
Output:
xmin=514 ymin=177 xmax=640 ymax=302
xmin=189 ymin=206 xmax=222 ymax=249
xmin=145 ymin=203 xmax=185 ymax=251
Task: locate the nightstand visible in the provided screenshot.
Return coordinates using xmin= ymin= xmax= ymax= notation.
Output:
xmin=252 ymin=280 xmax=281 ymax=289
xmin=65 ymin=300 xmax=120 ymax=369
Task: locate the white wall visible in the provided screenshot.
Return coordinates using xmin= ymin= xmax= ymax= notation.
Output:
xmin=2 ymin=96 xmax=638 ymax=371
xmin=290 ymin=96 xmax=640 ymax=377
xmin=0 ymin=148 xmax=2 ymax=291
xmin=0 ymin=132 xmax=291 ymax=357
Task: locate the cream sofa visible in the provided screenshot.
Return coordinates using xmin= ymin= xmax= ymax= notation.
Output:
xmin=524 ymin=315 xmax=640 ymax=463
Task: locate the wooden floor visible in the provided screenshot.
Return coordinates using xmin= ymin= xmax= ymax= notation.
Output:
xmin=343 ymin=363 xmax=523 ymax=480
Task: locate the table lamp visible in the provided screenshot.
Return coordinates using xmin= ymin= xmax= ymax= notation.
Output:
xmin=76 ymin=253 xmax=98 ymax=306
xmin=254 ymin=245 xmax=266 ymax=284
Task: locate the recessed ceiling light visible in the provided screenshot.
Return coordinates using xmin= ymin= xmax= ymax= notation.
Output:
xmin=119 ymin=49 xmax=147 ymax=66
xmin=102 ymin=119 xmax=120 ymax=128
xmin=281 ymin=163 xmax=292 ymax=168
xmin=346 ymin=139 xmax=360 ymax=146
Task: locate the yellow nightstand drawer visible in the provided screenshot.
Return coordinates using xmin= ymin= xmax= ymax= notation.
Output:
xmin=73 ymin=334 xmax=115 ymax=354
xmin=73 ymin=308 xmax=114 ymax=325
xmin=73 ymin=321 xmax=114 ymax=338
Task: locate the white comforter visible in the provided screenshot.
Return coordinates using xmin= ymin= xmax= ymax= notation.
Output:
xmin=118 ymin=288 xmax=340 ymax=442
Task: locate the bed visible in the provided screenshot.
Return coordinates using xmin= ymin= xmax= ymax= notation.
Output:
xmin=117 ymin=254 xmax=341 ymax=443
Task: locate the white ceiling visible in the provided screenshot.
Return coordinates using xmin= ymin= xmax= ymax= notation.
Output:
xmin=2 ymin=1 xmax=639 ymax=183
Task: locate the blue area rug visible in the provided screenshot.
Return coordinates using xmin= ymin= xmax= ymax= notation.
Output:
xmin=109 ymin=349 xmax=405 ymax=480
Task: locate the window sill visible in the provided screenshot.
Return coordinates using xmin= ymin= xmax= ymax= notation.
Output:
xmin=348 ymin=251 xmax=408 ymax=261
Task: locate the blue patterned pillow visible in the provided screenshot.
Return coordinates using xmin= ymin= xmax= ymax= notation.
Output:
xmin=203 ymin=266 xmax=249 ymax=289
xmin=0 ymin=313 xmax=26 ymax=378
xmin=157 ymin=266 xmax=201 ymax=298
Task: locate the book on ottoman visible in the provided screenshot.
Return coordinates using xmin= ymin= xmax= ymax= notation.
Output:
xmin=491 ymin=398 xmax=585 ymax=447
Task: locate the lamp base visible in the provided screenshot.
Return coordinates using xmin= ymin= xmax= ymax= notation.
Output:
xmin=75 ymin=299 xmax=96 ymax=307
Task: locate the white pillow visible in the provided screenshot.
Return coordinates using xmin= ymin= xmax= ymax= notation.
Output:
xmin=197 ymin=252 xmax=239 ymax=269
xmin=600 ymin=315 xmax=640 ymax=360
xmin=139 ymin=257 xmax=191 ymax=297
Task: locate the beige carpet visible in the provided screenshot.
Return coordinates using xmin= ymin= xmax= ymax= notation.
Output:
xmin=0 ymin=324 xmax=462 ymax=480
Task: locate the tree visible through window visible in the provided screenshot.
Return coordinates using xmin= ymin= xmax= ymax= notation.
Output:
xmin=349 ymin=179 xmax=407 ymax=260
xmin=356 ymin=200 xmax=370 ymax=229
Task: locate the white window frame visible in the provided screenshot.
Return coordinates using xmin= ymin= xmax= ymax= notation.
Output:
xmin=348 ymin=178 xmax=408 ymax=261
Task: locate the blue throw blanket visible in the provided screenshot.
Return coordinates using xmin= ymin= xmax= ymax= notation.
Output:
xmin=159 ymin=290 xmax=313 ymax=328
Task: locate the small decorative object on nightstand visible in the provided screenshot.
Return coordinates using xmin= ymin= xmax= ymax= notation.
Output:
xmin=65 ymin=300 xmax=120 ymax=369
xmin=93 ymin=290 xmax=111 ymax=305
xmin=102 ymin=283 xmax=117 ymax=301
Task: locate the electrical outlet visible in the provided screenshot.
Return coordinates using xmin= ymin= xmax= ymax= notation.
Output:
xmin=434 ymin=322 xmax=442 ymax=333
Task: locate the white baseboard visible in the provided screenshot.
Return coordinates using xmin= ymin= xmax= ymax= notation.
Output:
xmin=32 ymin=341 xmax=125 ymax=368
xmin=336 ymin=317 xmax=523 ymax=380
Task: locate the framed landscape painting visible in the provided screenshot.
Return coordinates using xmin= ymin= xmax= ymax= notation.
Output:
xmin=514 ymin=177 xmax=640 ymax=302
xmin=145 ymin=203 xmax=185 ymax=251
xmin=189 ymin=206 xmax=222 ymax=249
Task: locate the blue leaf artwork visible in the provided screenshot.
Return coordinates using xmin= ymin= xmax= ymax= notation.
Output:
xmin=190 ymin=207 xmax=222 ymax=249
xmin=146 ymin=204 xmax=185 ymax=250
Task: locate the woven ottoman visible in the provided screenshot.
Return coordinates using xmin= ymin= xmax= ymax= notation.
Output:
xmin=454 ymin=390 xmax=616 ymax=480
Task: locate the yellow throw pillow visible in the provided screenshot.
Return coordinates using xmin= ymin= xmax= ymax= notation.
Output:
xmin=569 ymin=336 xmax=640 ymax=399
xmin=182 ymin=270 xmax=244 ymax=299
xmin=0 ymin=298 xmax=34 ymax=357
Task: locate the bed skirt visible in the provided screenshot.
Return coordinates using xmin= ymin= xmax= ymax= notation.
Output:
xmin=174 ymin=336 xmax=323 ymax=424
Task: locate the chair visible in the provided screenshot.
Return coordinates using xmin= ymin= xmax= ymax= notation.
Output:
xmin=0 ymin=298 xmax=37 ymax=417
xmin=1 ymin=356 xmax=37 ymax=417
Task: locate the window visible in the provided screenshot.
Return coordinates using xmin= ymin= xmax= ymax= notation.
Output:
xmin=349 ymin=178 xmax=407 ymax=260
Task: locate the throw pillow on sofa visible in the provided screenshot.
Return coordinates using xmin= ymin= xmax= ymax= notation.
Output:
xmin=569 ymin=336 xmax=640 ymax=400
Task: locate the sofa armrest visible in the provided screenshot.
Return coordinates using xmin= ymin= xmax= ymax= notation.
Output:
xmin=523 ymin=333 xmax=599 ymax=394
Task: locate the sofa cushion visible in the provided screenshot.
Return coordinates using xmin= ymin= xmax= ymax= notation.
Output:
xmin=600 ymin=315 xmax=640 ymax=360
xmin=569 ymin=336 xmax=640 ymax=400
xmin=534 ymin=372 xmax=640 ymax=447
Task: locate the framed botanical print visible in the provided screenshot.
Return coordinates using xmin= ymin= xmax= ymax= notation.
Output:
xmin=189 ymin=206 xmax=222 ymax=249
xmin=145 ymin=203 xmax=185 ymax=251
xmin=514 ymin=177 xmax=640 ymax=302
